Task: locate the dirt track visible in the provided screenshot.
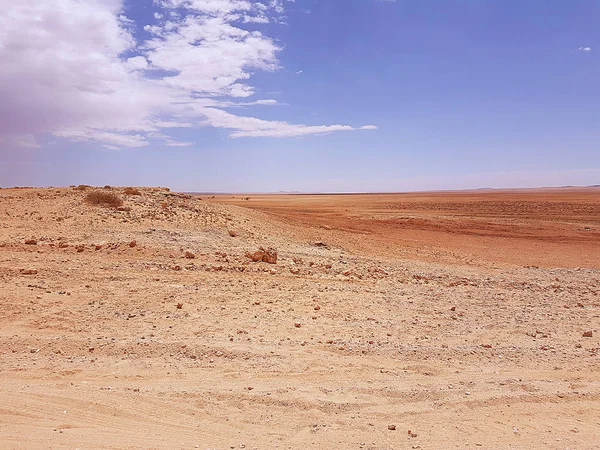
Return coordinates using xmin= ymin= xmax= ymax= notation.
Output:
xmin=1 ymin=187 xmax=599 ymax=449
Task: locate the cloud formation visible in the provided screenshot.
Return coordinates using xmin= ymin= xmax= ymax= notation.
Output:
xmin=577 ymin=46 xmax=592 ymax=52
xmin=0 ymin=0 xmax=375 ymax=148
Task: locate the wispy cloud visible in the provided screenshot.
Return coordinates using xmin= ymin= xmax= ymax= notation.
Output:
xmin=577 ymin=46 xmax=592 ymax=52
xmin=0 ymin=0 xmax=375 ymax=149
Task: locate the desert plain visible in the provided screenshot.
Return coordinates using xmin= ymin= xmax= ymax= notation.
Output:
xmin=0 ymin=186 xmax=599 ymax=449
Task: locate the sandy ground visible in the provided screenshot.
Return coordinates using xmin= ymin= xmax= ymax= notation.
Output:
xmin=0 ymin=186 xmax=599 ymax=449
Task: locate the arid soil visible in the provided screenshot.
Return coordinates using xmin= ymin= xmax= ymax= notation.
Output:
xmin=216 ymin=189 xmax=600 ymax=268
xmin=0 ymin=187 xmax=599 ymax=449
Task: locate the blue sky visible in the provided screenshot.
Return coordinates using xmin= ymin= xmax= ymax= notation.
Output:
xmin=1 ymin=0 xmax=599 ymax=192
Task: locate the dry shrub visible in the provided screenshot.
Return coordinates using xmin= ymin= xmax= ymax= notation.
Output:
xmin=123 ymin=187 xmax=142 ymax=196
xmin=74 ymin=184 xmax=91 ymax=191
xmin=85 ymin=191 xmax=123 ymax=208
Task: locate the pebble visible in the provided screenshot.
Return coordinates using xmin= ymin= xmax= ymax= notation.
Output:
xmin=25 ymin=239 xmax=37 ymax=245
xmin=20 ymin=269 xmax=38 ymax=275
xmin=388 ymin=425 xmax=396 ymax=431
xmin=129 ymin=240 xmax=136 ymax=248
xmin=583 ymin=330 xmax=593 ymax=338
xmin=294 ymin=322 xmax=302 ymax=328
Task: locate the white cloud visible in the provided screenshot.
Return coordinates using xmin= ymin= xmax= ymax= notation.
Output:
xmin=0 ymin=134 xmax=41 ymax=149
xmin=0 ymin=0 xmax=375 ymax=149
xmin=577 ymin=47 xmax=592 ymax=52
xmin=359 ymin=125 xmax=378 ymax=130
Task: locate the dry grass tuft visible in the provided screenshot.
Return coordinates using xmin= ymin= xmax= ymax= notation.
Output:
xmin=74 ymin=184 xmax=91 ymax=191
xmin=123 ymin=187 xmax=142 ymax=196
xmin=85 ymin=191 xmax=123 ymax=208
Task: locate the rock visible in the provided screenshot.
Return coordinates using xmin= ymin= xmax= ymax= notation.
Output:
xmin=228 ymin=230 xmax=238 ymax=237
xmin=176 ymin=303 xmax=183 ymax=309
xmin=129 ymin=240 xmax=137 ymax=248
xmin=20 ymin=269 xmax=38 ymax=275
xmin=95 ymin=244 xmax=103 ymax=251
xmin=25 ymin=239 xmax=37 ymax=245
xmin=388 ymin=425 xmax=396 ymax=431
xmin=583 ymin=330 xmax=593 ymax=338
xmin=117 ymin=206 xmax=131 ymax=212
xmin=184 ymin=251 xmax=195 ymax=259
xmin=314 ymin=305 xmax=321 ymax=311
xmin=58 ymin=242 xmax=69 ymax=249
xmin=313 ymin=241 xmax=328 ymax=248
xmin=290 ymin=268 xmax=300 ymax=275
xmin=294 ymin=322 xmax=302 ymax=328
xmin=245 ymin=247 xmax=277 ymax=264
xmin=173 ymin=265 xmax=181 ymax=271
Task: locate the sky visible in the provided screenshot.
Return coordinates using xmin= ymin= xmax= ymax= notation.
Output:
xmin=0 ymin=0 xmax=599 ymax=192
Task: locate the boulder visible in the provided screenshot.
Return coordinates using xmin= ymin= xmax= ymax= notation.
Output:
xmin=245 ymin=247 xmax=277 ymax=264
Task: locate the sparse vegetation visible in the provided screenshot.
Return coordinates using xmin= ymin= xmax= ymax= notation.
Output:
xmin=123 ymin=187 xmax=142 ymax=196
xmin=74 ymin=184 xmax=91 ymax=191
xmin=85 ymin=191 xmax=123 ymax=208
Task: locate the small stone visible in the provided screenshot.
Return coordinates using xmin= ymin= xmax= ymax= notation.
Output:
xmin=58 ymin=242 xmax=69 ymax=249
xmin=388 ymin=425 xmax=396 ymax=431
xmin=450 ymin=306 xmax=456 ymax=311
xmin=583 ymin=330 xmax=593 ymax=338
xmin=20 ymin=269 xmax=38 ymax=275
xmin=25 ymin=239 xmax=37 ymax=245
xmin=294 ymin=322 xmax=302 ymax=328
xmin=314 ymin=305 xmax=321 ymax=311
xmin=228 ymin=230 xmax=238 ymax=237
xmin=176 ymin=303 xmax=183 ymax=309
xmin=129 ymin=240 xmax=137 ymax=248
xmin=173 ymin=265 xmax=181 ymax=271
xmin=184 ymin=251 xmax=195 ymax=259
